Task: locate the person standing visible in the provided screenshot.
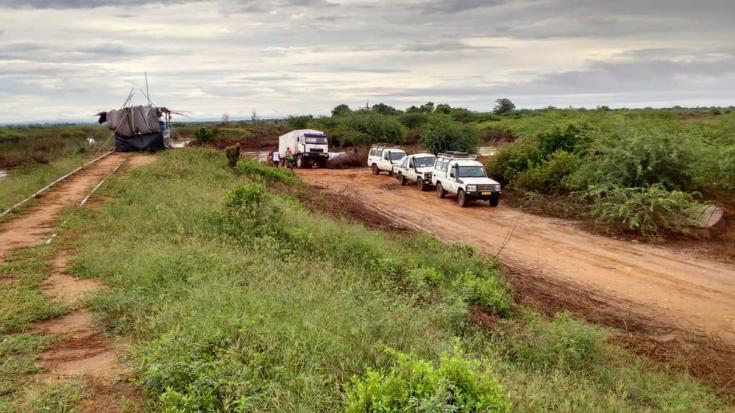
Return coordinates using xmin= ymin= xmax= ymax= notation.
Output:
xmin=271 ymin=147 xmax=280 ymax=167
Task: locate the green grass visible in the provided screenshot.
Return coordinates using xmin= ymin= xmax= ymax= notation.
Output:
xmin=0 ymin=155 xmax=91 ymax=214
xmin=61 ymin=149 xmax=729 ymax=411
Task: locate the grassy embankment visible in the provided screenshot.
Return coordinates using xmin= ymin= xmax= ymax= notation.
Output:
xmin=3 ymin=148 xmax=721 ymax=411
xmin=0 ymin=125 xmax=110 ymax=215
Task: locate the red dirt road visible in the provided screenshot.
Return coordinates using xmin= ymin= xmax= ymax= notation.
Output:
xmin=296 ymin=168 xmax=735 ymax=345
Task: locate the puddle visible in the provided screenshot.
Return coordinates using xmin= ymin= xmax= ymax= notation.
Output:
xmin=171 ymin=139 xmax=192 ymax=148
xmin=478 ymin=146 xmax=497 ymax=156
xmin=0 ymin=170 xmax=6 ymax=180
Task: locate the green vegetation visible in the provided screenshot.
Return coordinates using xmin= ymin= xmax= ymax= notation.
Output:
xmin=483 ymin=109 xmax=735 ymax=236
xmin=60 ymin=149 xmax=728 ymax=411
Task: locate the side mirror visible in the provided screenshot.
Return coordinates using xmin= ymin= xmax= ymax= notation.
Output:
xmin=449 ymin=172 xmax=455 ymax=178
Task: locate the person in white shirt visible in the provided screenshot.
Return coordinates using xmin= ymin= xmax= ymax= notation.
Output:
xmin=271 ymin=147 xmax=280 ymax=167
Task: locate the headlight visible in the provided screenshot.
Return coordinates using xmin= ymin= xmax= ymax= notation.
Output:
xmin=493 ymin=184 xmax=501 ymax=191
xmin=423 ymin=172 xmax=432 ymax=179
xmin=467 ymin=185 xmax=477 ymax=192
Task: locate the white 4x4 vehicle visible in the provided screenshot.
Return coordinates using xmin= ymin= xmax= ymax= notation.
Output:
xmin=393 ymin=153 xmax=436 ymax=191
xmin=367 ymin=144 xmax=406 ymax=175
xmin=431 ymin=152 xmax=502 ymax=207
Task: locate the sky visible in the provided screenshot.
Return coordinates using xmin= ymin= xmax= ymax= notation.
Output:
xmin=0 ymin=0 xmax=734 ymax=123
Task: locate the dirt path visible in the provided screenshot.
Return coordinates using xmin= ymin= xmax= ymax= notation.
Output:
xmin=0 ymin=152 xmax=154 ymax=410
xmin=0 ymin=153 xmax=130 ymax=260
xmin=296 ymin=168 xmax=735 ymax=347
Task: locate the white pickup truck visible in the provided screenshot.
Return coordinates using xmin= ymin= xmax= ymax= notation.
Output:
xmin=431 ymin=152 xmax=502 ymax=207
xmin=367 ymin=144 xmax=406 ymax=175
xmin=393 ymin=153 xmax=436 ymax=191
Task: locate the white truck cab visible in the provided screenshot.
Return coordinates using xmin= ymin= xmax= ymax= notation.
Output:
xmin=431 ymin=151 xmax=502 ymax=207
xmin=278 ymin=129 xmax=330 ymax=168
xmin=367 ymin=144 xmax=406 ymax=176
xmin=394 ymin=153 xmax=437 ymax=191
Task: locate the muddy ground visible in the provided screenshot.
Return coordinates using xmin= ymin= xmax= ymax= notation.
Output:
xmin=295 ymin=167 xmax=735 ymax=393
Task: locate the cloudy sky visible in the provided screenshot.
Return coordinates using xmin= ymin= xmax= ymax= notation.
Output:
xmin=0 ymin=0 xmax=733 ymax=122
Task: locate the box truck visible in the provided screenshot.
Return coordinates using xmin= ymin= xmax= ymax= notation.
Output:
xmin=278 ymin=129 xmax=329 ymax=168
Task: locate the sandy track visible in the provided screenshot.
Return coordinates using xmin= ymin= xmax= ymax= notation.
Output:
xmin=0 ymin=153 xmax=130 ymax=260
xmin=296 ymin=168 xmax=735 ymax=345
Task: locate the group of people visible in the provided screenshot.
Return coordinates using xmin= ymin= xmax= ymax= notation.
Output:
xmin=268 ymin=147 xmax=295 ymax=168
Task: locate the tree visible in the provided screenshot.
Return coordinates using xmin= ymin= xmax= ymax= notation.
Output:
xmin=420 ymin=101 xmax=435 ymax=113
xmin=435 ymin=103 xmax=451 ymax=114
xmin=493 ymin=98 xmax=515 ymax=115
xmin=221 ymin=113 xmax=230 ymax=124
xmin=421 ymin=118 xmax=480 ymax=154
xmin=371 ymin=102 xmax=400 ymax=115
xmin=332 ymin=104 xmax=351 ymax=116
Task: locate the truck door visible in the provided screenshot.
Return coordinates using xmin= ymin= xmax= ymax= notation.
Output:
xmin=447 ymin=164 xmax=460 ymax=194
xmin=407 ymin=157 xmax=417 ymax=181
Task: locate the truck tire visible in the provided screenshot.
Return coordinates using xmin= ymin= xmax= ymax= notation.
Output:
xmin=457 ymin=189 xmax=468 ymax=207
xmin=296 ymin=156 xmax=304 ymax=168
xmin=489 ymin=193 xmax=500 ymax=207
xmin=417 ymin=179 xmax=425 ymax=191
xmin=398 ymin=174 xmax=406 ymax=185
xmin=371 ymin=164 xmax=379 ymax=175
xmin=436 ymin=182 xmax=446 ymax=198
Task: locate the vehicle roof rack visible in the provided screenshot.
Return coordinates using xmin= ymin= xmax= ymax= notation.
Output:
xmin=437 ymin=151 xmax=477 ymax=160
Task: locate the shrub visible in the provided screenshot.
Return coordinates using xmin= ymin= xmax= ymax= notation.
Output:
xmin=584 ymin=184 xmax=702 ymax=236
xmin=506 ymin=313 xmax=602 ymax=372
xmin=344 ymin=113 xmax=403 ymax=145
xmin=344 ymin=348 xmax=510 ymax=413
xmin=536 ymin=124 xmax=591 ymax=156
xmin=224 ymin=144 xmax=240 ymax=168
xmin=222 ymin=182 xmax=281 ymax=236
xmin=194 ymin=127 xmax=211 ymax=143
xmin=513 ymin=151 xmax=581 ymax=194
xmin=453 ymin=271 xmax=511 ymax=315
xmin=421 ymin=119 xmax=480 ymax=154
xmin=332 ymin=104 xmax=351 ymax=116
xmin=235 ymin=158 xmax=299 ymax=185
xmin=398 ymin=112 xmax=430 ymax=130
xmin=286 ymin=115 xmax=312 ymax=129
xmin=485 ymin=137 xmax=543 ymax=185
xmin=570 ymin=128 xmax=703 ymax=191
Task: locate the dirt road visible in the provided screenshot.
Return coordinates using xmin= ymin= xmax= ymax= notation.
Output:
xmin=0 ymin=153 xmax=131 ymax=260
xmin=296 ymin=168 xmax=735 ymax=346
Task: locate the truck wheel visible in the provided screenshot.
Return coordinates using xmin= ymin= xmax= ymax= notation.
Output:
xmin=458 ymin=189 xmax=468 ymax=207
xmin=489 ymin=193 xmax=500 ymax=207
xmin=371 ymin=164 xmax=379 ymax=175
xmin=436 ymin=182 xmax=445 ymax=199
xmin=296 ymin=156 xmax=304 ymax=168
xmin=417 ymin=179 xmax=425 ymax=191
xmin=398 ymin=174 xmax=406 ymax=185
xmin=388 ymin=169 xmax=394 ymax=177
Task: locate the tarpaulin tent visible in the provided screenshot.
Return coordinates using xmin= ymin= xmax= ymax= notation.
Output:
xmin=97 ymin=105 xmax=171 ymax=152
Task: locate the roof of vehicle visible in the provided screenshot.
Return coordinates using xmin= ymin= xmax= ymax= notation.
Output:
xmin=409 ymin=152 xmax=435 ymax=158
xmin=450 ymin=159 xmax=484 ymax=167
xmin=370 ymin=143 xmax=401 ymax=149
xmin=436 ymin=151 xmax=477 ymax=160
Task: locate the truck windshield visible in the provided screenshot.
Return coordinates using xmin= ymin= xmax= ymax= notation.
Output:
xmin=389 ymin=152 xmax=405 ymax=161
xmin=458 ymin=165 xmax=487 ymax=178
xmin=414 ymin=156 xmax=435 ymax=168
xmin=305 ymin=136 xmax=328 ymax=144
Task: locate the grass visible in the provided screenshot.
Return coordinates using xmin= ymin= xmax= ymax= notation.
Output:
xmin=58 ymin=148 xmax=729 ymax=412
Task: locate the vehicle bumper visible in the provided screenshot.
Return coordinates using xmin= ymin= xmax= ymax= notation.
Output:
xmin=303 ymin=152 xmax=329 ymax=159
xmin=467 ymin=191 xmax=501 ymax=200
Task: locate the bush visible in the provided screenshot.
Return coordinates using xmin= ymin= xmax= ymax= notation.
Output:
xmin=194 ymin=127 xmax=211 ymax=143
xmin=584 ymin=184 xmax=702 ymax=236
xmin=505 ymin=313 xmax=602 ymax=372
xmin=344 ymin=348 xmax=510 ymax=413
xmin=344 ymin=113 xmax=403 ymax=145
xmin=224 ymin=144 xmax=240 ymax=168
xmin=398 ymin=112 xmax=430 ymax=130
xmin=421 ymin=119 xmax=480 ymax=154
xmin=513 ymin=151 xmax=581 ymax=194
xmin=454 ymin=271 xmax=511 ymax=315
xmin=286 ymin=115 xmax=313 ymax=129
xmin=235 ymin=158 xmax=299 ymax=185
xmin=485 ymin=138 xmax=543 ymax=185
xmin=570 ymin=128 xmax=703 ymax=191
xmin=536 ymin=124 xmax=591 ymax=157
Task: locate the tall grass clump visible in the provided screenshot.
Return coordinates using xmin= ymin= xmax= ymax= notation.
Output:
xmin=421 ymin=118 xmax=480 ymax=154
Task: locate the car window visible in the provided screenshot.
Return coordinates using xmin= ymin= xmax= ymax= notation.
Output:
xmin=415 ymin=156 xmax=435 ymax=168
xmin=377 ymin=149 xmax=383 ymax=157
xmin=369 ymin=148 xmax=375 ymax=157
xmin=457 ymin=165 xmax=488 ymax=178
xmin=401 ymin=157 xmax=408 ymax=168
xmin=408 ymin=158 xmax=414 ymax=168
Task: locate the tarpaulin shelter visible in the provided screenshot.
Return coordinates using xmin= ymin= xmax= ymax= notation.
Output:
xmin=97 ymin=105 xmax=172 ymax=152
